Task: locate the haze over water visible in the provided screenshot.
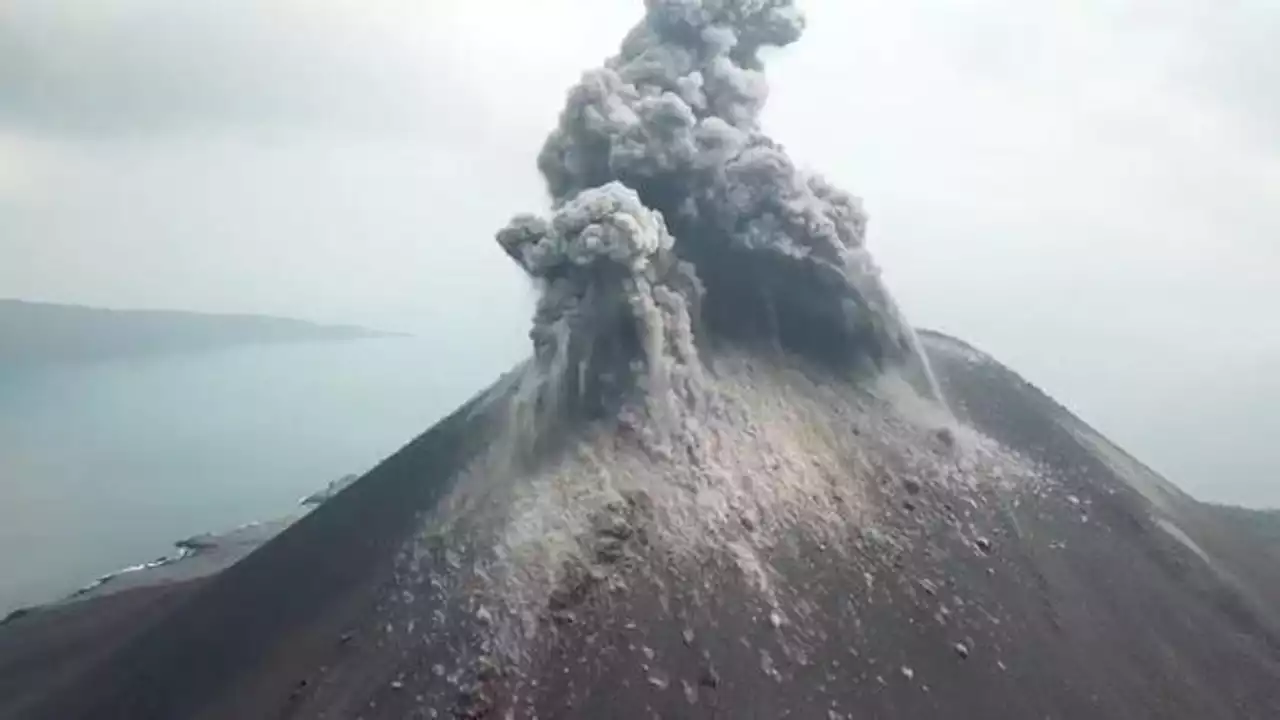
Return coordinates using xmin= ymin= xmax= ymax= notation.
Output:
xmin=0 ymin=336 xmax=503 ymax=615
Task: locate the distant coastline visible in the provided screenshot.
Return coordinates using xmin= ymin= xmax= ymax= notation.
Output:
xmin=0 ymin=299 xmax=403 ymax=368
xmin=0 ymin=471 xmax=361 ymax=624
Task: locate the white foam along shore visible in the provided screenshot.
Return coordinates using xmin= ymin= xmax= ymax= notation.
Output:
xmin=58 ymin=517 xmax=297 ymax=605
xmin=20 ymin=474 xmax=362 ymax=614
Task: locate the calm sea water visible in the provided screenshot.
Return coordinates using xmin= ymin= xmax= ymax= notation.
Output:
xmin=0 ymin=337 xmax=516 ymax=615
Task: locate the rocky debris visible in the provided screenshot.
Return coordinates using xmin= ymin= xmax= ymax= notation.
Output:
xmin=682 ymin=679 xmax=698 ymax=704
xmin=452 ymin=683 xmax=494 ymax=720
xmin=760 ymin=650 xmax=782 ymax=682
xmin=0 ymin=608 xmax=31 ymax=627
xmin=589 ymin=493 xmax=654 ymax=565
xmin=699 ymin=659 xmax=720 ymax=689
xmin=596 ymin=539 xmax=626 ymax=563
xmin=300 ymin=474 xmax=359 ymax=506
xmin=548 ymin=560 xmax=601 ymax=613
xmin=474 ymin=655 xmax=502 ymax=683
xmin=935 ymin=428 xmax=956 ymax=449
xmin=954 ymin=642 xmax=971 ymax=659
xmin=174 ymin=535 xmax=219 ymax=552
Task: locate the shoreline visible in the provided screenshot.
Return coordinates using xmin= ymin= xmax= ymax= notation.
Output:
xmin=1 ymin=474 xmax=359 ymax=626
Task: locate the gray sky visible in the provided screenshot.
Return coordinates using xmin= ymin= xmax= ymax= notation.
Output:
xmin=2 ymin=0 xmax=1277 ymax=506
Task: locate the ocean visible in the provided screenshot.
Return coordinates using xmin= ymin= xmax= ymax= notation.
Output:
xmin=0 ymin=336 xmax=515 ymax=615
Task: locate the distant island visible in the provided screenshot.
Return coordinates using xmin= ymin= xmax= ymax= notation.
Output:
xmin=0 ymin=299 xmax=399 ymax=368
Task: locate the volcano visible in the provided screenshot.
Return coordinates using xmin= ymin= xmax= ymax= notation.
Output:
xmin=3 ymin=330 xmax=1279 ymax=719
xmin=3 ymin=1 xmax=1277 ymax=718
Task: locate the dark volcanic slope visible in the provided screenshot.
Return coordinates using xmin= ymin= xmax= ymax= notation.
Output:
xmin=0 ymin=299 xmax=389 ymax=367
xmin=6 ymin=336 xmax=1279 ymax=720
xmin=922 ymin=330 xmax=1280 ymax=636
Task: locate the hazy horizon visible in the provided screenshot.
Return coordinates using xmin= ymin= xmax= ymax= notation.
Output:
xmin=0 ymin=335 xmax=494 ymax=615
xmin=2 ymin=0 xmax=1277 ymax=507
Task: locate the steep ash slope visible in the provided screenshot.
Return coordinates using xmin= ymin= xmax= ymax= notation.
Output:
xmin=923 ymin=330 xmax=1280 ymax=649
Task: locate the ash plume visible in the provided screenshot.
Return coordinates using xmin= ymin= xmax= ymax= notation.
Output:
xmin=497 ymin=0 xmax=942 ymax=429
xmin=400 ymin=0 xmax=1001 ymax=683
xmin=497 ymin=182 xmax=702 ymax=394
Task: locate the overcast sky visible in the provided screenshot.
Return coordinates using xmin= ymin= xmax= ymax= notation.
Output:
xmin=2 ymin=0 xmax=1277 ymax=506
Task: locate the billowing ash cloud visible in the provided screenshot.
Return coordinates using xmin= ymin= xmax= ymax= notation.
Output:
xmin=497 ymin=183 xmax=701 ymax=388
xmin=499 ymin=0 xmax=927 ymax=406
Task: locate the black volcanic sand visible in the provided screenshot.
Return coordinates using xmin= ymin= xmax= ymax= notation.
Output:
xmin=3 ymin=334 xmax=1279 ymax=719
xmin=0 ymin=518 xmax=294 ymax=715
